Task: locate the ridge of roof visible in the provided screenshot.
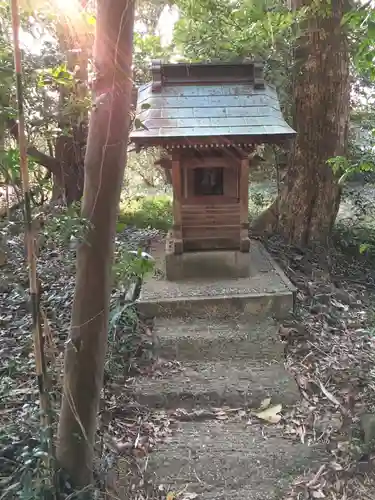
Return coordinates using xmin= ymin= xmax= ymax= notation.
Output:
xmin=150 ymin=59 xmax=265 ymax=91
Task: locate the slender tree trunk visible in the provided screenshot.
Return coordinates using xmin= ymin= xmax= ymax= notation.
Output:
xmin=57 ymin=0 xmax=135 ymax=487
xmin=252 ymin=0 xmax=350 ymax=246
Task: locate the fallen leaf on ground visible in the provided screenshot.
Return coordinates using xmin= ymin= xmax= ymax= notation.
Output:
xmin=279 ymin=325 xmax=297 ymax=340
xmin=215 ymin=413 xmax=228 ymax=420
xmin=258 ymin=397 xmax=272 ymax=410
xmin=315 ymin=379 xmax=343 ymax=409
xmin=311 ymin=490 xmax=326 ymax=498
xmin=254 ymin=404 xmax=282 ymax=424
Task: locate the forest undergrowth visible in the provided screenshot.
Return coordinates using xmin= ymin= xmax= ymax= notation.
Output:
xmin=1 ymin=191 xmax=375 ymax=499
xmin=266 ymin=232 xmax=375 ymax=499
xmin=0 ymin=207 xmax=166 ymax=499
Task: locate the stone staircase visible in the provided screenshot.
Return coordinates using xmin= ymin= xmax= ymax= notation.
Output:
xmin=123 ymin=242 xmax=323 ymax=499
xmin=128 ymin=318 xmax=299 ymax=410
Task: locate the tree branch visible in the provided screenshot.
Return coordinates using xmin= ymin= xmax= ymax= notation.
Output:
xmin=6 ymin=118 xmax=62 ymax=178
xmin=27 ymin=145 xmax=61 ymax=177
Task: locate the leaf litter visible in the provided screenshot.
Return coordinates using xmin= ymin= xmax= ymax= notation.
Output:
xmin=2 ymin=212 xmax=375 ymax=499
xmin=0 ymin=215 xmax=170 ymax=497
xmin=265 ymin=235 xmax=375 ymax=500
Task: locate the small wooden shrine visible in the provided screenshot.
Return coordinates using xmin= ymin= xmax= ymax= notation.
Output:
xmin=130 ymin=60 xmax=295 ymax=280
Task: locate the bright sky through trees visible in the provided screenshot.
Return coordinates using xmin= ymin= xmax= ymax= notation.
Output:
xmin=19 ymin=0 xmax=179 ymax=54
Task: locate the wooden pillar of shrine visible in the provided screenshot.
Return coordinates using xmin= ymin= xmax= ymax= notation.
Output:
xmin=171 ymin=151 xmax=183 ymax=255
xmin=239 ymin=155 xmax=250 ymax=252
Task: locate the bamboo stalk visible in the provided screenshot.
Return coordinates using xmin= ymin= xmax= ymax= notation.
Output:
xmin=5 ymin=182 xmax=10 ymax=218
xmin=10 ymin=0 xmax=57 ymax=494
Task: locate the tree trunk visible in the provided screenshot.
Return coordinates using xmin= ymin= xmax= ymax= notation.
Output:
xmin=54 ymin=18 xmax=91 ymax=205
xmin=253 ymin=0 xmax=350 ymax=246
xmin=54 ymin=135 xmax=84 ymax=204
xmin=57 ymin=0 xmax=135 ymax=487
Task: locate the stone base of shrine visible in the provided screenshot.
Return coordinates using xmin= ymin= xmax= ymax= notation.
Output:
xmin=165 ymin=247 xmax=251 ymax=281
xmin=136 ymin=239 xmax=295 ymax=320
xmin=164 ymin=231 xmax=252 ymax=281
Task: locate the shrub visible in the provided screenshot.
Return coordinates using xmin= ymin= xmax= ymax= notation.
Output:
xmin=118 ymin=195 xmax=172 ymax=231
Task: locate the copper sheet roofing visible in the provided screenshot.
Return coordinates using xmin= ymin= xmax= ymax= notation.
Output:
xmin=130 ymin=60 xmax=296 ymax=146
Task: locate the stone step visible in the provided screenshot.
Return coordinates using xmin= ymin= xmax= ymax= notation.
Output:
xmin=126 ymin=360 xmax=300 ymax=410
xmin=153 ymin=317 xmax=284 ymax=362
xmin=137 ymin=289 xmax=293 ymax=321
xmin=119 ymin=420 xmax=323 ymax=499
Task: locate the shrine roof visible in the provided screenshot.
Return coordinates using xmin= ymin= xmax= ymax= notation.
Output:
xmin=130 ymin=60 xmax=296 ymax=147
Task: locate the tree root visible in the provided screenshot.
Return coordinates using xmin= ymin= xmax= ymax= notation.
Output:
xmin=250 ymin=200 xmax=278 ymax=237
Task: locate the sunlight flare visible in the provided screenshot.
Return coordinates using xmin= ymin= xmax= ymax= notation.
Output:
xmin=20 ymin=0 xmax=84 ymax=17
xmin=53 ymin=0 xmax=82 ymax=17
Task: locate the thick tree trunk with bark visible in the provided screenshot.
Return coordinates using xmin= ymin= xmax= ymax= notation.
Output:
xmin=56 ymin=0 xmax=135 ymax=487
xmin=253 ymin=0 xmax=350 ymax=246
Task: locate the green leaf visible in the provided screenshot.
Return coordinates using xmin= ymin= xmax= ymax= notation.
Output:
xmin=116 ymin=222 xmax=126 ymax=232
xmin=359 ymin=243 xmax=370 ymax=254
xmin=359 ymin=162 xmax=375 ymax=172
xmin=134 ymin=118 xmax=148 ymax=130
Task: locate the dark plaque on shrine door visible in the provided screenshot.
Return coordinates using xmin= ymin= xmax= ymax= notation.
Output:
xmin=193 ymin=167 xmax=224 ymax=196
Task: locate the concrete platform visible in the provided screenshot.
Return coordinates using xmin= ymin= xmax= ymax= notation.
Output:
xmin=126 ymin=359 xmax=300 ymax=410
xmin=137 ymin=240 xmax=296 ymax=319
xmin=153 ymin=317 xmax=285 ymax=362
xmin=127 ymin=421 xmax=323 ymax=500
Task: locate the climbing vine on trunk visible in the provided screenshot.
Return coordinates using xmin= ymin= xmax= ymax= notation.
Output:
xmin=57 ymin=0 xmax=136 ymax=487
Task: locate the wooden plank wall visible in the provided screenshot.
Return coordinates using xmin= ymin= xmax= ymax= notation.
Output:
xmin=181 ymin=203 xmax=240 ymax=248
xmin=175 ymin=153 xmax=246 ymax=251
